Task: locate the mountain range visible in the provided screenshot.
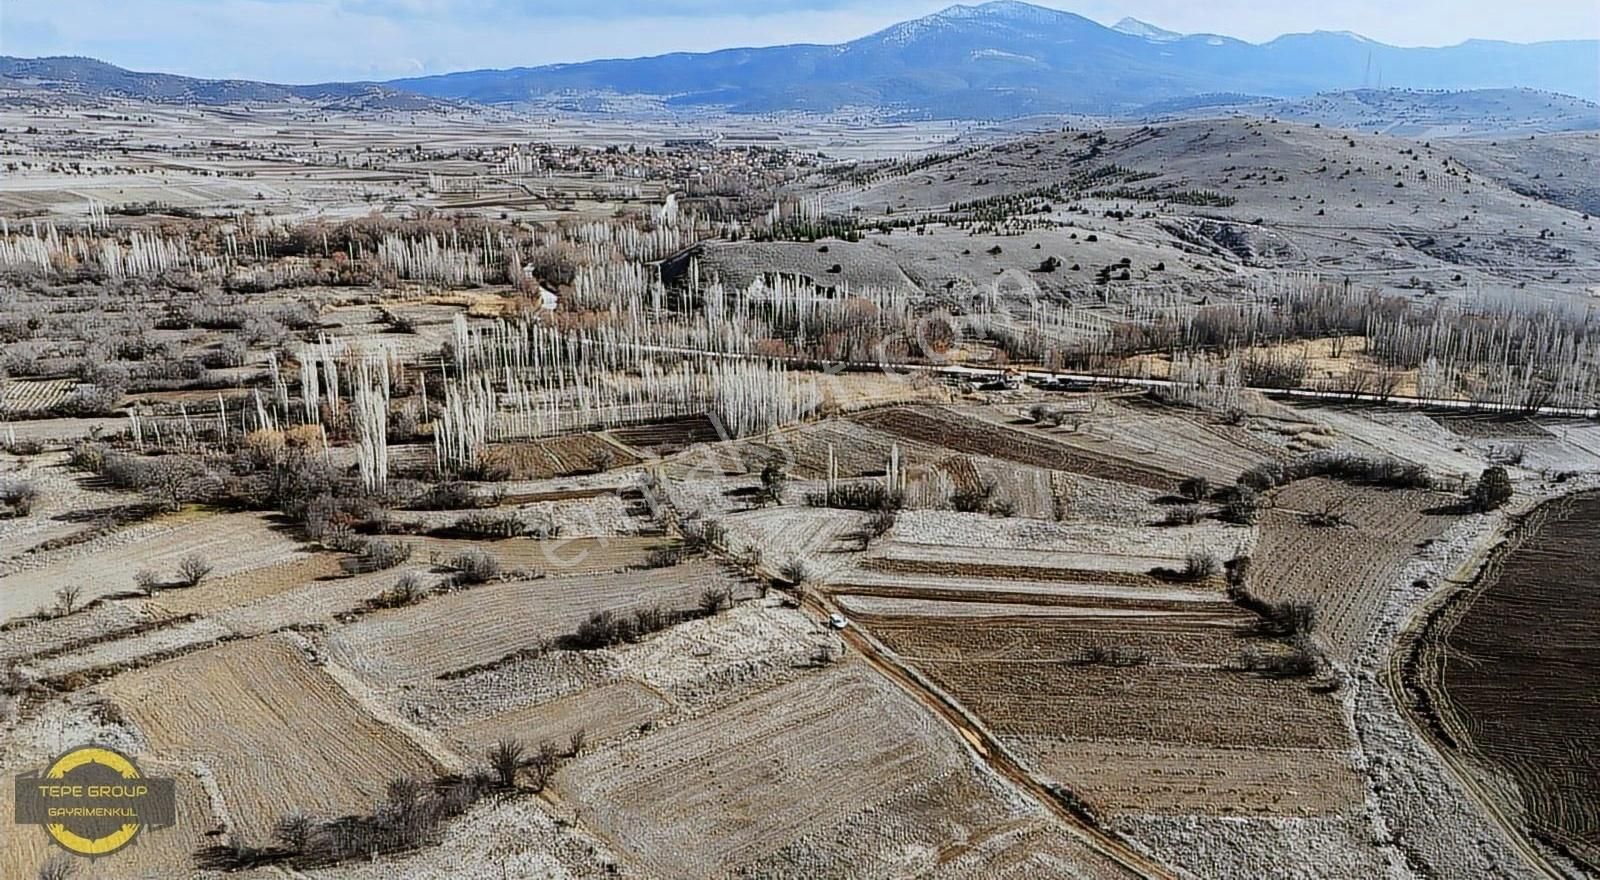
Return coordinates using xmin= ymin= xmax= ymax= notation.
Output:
xmin=3 ymin=1 xmax=1597 ymax=120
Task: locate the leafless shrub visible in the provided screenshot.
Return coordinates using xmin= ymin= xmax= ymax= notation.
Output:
xmin=640 ymin=546 xmax=683 ymax=569
xmin=274 ymin=812 xmax=314 ymax=853
xmin=368 ymin=573 xmax=427 ymax=610
xmin=1080 ymin=645 xmax=1150 ymax=667
xmin=1241 ymin=451 xmax=1430 ymax=491
xmin=448 ymin=548 xmax=500 ymax=584
xmin=1161 ymin=505 xmax=1203 ymax=526
xmin=1182 ymin=551 xmax=1218 ymax=581
xmin=804 ymin=482 xmax=903 ymax=512
xmin=177 ymin=553 xmax=213 ymax=588
xmin=1240 ymin=640 xmax=1320 ymax=678
xmin=0 ymin=479 xmax=39 ymax=517
xmin=487 ymin=738 xmax=525 ymax=789
xmin=680 ymin=517 xmax=726 ymax=553
xmin=341 ymin=538 xmax=413 ymax=574
xmin=698 ymin=588 xmax=729 ymax=616
xmin=134 ymin=568 xmax=161 ymax=596
xmin=950 ymin=479 xmax=997 ymax=514
xmin=1302 ymin=499 xmax=1348 ymax=527
xmin=446 ymin=510 xmax=526 ymax=538
xmin=778 ymin=557 xmax=808 ymax=586
xmin=1177 ymin=476 xmax=1211 ymax=502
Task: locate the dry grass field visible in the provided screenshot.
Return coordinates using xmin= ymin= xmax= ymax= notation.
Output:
xmin=98 ymin=634 xmax=442 ymax=843
xmin=1252 ymin=478 xmax=1463 ymax=661
xmin=553 ymin=661 xmax=1049 ymax=878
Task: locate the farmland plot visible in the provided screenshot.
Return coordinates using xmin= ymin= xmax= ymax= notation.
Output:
xmin=304 ymin=797 xmax=623 ymax=880
xmin=483 ymin=433 xmax=640 ymax=480
xmin=971 ymin=400 xmax=1278 ymax=486
xmin=0 ymin=510 xmax=310 ymax=622
xmin=874 ymin=511 xmax=1249 ymax=578
xmin=327 ymin=561 xmax=746 ymax=684
xmin=406 ymin=534 xmax=670 ymax=576
xmin=720 ymin=506 xmax=870 ymax=580
xmin=1252 ymin=479 xmax=1461 ymax=660
xmin=0 ymin=377 xmax=75 ymax=415
xmin=98 ymin=634 xmax=440 ymax=844
xmin=446 ymin=680 xmax=670 ymax=758
xmin=1292 ymin=406 xmax=1486 ymax=481
xmin=1421 ymin=492 xmax=1600 ymax=869
xmin=554 ymin=661 xmax=1049 ymax=879
xmin=855 ymin=405 xmax=1180 ymax=490
xmin=0 ymin=600 xmax=147 ymax=664
xmin=859 ymin=610 xmax=1360 ymax=819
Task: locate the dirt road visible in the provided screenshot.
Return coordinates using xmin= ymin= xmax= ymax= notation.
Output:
xmin=807 ymin=592 xmax=1178 ymax=880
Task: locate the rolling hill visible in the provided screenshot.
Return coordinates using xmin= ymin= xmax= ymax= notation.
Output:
xmin=386 ymin=1 xmax=1600 ymax=118
xmin=0 ymin=56 xmax=455 ymax=112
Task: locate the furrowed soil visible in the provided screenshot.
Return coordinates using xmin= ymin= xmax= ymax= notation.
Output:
xmin=1413 ymin=491 xmax=1600 ymax=870
xmin=97 ymin=634 xmax=441 ymax=844
xmin=552 ymin=660 xmax=1088 ymax=879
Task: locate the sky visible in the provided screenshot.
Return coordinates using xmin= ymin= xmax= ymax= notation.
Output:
xmin=2 ymin=0 xmax=1597 ymax=83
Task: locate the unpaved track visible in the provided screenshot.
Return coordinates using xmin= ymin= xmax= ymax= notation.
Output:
xmin=807 ymin=591 xmax=1178 ymax=880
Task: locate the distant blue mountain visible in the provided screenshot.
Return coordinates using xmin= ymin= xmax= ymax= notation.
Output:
xmin=386 ymin=1 xmax=1600 ymax=118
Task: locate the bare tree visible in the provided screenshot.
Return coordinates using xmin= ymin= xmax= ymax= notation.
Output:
xmin=177 ymin=554 xmax=213 ymax=588
xmin=134 ymin=568 xmax=161 ymax=596
xmin=53 ymin=585 xmax=83 ymax=617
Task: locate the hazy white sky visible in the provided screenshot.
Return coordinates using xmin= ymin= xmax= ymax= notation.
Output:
xmin=2 ymin=0 xmax=1597 ymax=83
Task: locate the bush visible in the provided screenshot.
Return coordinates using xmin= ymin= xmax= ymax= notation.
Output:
xmin=951 ymin=480 xmax=997 ymax=514
xmin=0 ymin=479 xmax=39 ymax=517
xmin=410 ymin=481 xmax=493 ymax=510
xmin=1177 ymin=476 xmax=1211 ymax=502
xmin=368 ymin=573 xmax=427 ymax=609
xmin=447 ymin=511 xmax=526 ymax=539
xmin=3 ymin=438 xmax=44 ymax=456
xmin=177 ymin=554 xmax=213 ymax=588
xmin=1470 ymin=466 xmax=1513 ymax=512
xmin=757 ymin=459 xmax=788 ymax=507
xmin=1242 ymin=451 xmax=1430 ymax=491
xmin=1240 ymin=641 xmax=1320 ymax=678
xmin=1182 ymin=551 xmax=1219 ymax=581
xmin=449 ymin=548 xmax=501 ymax=584
xmin=1218 ymin=492 xmax=1261 ymax=525
xmin=57 ymin=383 xmax=124 ymax=417
xmin=805 ymin=482 xmax=904 ymax=512
xmin=641 ymin=546 xmax=683 ymax=569
xmin=1161 ymin=505 xmax=1203 ymax=526
xmin=778 ymin=557 xmax=808 ymax=586
xmin=341 ymin=538 xmax=413 ymax=574
xmin=680 ymin=517 xmax=725 ymax=554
